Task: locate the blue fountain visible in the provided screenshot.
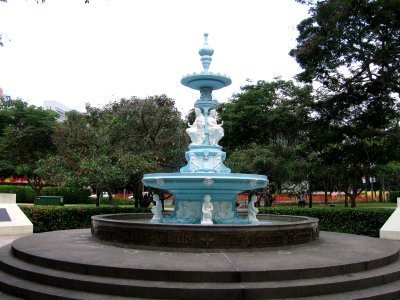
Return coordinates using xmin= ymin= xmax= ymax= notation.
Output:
xmin=92 ymin=34 xmax=318 ymax=248
xmin=142 ymin=33 xmax=268 ymax=224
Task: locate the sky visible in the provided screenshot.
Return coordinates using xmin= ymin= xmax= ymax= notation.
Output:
xmin=0 ymin=0 xmax=309 ymax=116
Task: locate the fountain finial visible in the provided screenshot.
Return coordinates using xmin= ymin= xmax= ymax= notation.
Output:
xmin=199 ymin=33 xmax=214 ymax=72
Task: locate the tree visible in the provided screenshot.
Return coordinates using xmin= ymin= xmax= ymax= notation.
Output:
xmin=219 ymin=79 xmax=312 ymax=151
xmin=225 ymin=143 xmax=311 ymax=204
xmin=39 ymin=95 xmax=187 ymax=207
xmin=291 ymin=0 xmax=400 ymax=95
xmin=100 ymin=95 xmax=187 ymax=206
xmin=291 ymin=0 xmax=400 ymax=206
xmin=0 ymin=97 xmax=58 ymax=195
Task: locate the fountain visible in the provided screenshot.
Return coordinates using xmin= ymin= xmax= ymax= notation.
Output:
xmin=143 ymin=33 xmax=268 ymax=225
xmin=91 ymin=34 xmax=319 ymax=249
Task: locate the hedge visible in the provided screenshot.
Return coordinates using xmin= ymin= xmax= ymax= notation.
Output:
xmin=20 ymin=205 xmax=394 ymax=237
xmin=259 ymin=206 xmax=394 ymax=237
xmin=0 ymin=185 xmax=91 ymax=204
xmin=100 ymin=197 xmax=134 ymax=206
xmin=20 ymin=205 xmax=150 ymax=233
xmin=0 ymin=185 xmax=36 ymax=203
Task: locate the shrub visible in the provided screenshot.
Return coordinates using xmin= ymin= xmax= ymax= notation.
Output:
xmin=259 ymin=206 xmax=394 ymax=237
xmin=0 ymin=185 xmax=36 ymax=203
xmin=20 ymin=205 xmax=151 ymax=233
xmin=41 ymin=187 xmax=92 ymax=204
xmin=0 ymin=185 xmax=91 ymax=204
xmin=100 ymin=197 xmax=134 ymax=206
xmin=20 ymin=205 xmax=394 ymax=237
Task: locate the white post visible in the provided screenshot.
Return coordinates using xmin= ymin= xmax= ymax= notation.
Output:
xmin=0 ymin=193 xmax=33 ymax=235
xmin=0 ymin=193 xmax=16 ymax=204
xmin=380 ymin=197 xmax=400 ymax=240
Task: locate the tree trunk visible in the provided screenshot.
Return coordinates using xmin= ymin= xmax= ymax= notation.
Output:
xmin=308 ymin=188 xmax=313 ymax=208
xmin=108 ymin=191 xmax=115 ymax=207
xmin=96 ymin=190 xmax=100 ymax=206
xmin=379 ymin=176 xmax=384 ymax=203
xmin=350 ymin=186 xmax=357 ymax=208
xmin=131 ymin=179 xmax=143 ymax=208
xmin=324 ymin=178 xmax=328 ymax=205
xmin=27 ymin=177 xmax=44 ymax=197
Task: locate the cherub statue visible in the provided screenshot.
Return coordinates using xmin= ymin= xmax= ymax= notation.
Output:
xmin=151 ymin=194 xmax=163 ymax=222
xmin=248 ymin=194 xmax=259 ymax=223
xmin=201 ymin=195 xmax=213 ymax=225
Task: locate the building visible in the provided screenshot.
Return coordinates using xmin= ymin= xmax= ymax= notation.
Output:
xmin=43 ymin=100 xmax=71 ymax=121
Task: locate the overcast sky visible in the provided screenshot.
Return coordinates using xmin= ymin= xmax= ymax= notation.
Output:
xmin=0 ymin=0 xmax=309 ymax=116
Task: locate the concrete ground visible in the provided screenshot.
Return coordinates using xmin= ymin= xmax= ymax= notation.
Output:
xmin=0 ymin=235 xmax=30 ymax=248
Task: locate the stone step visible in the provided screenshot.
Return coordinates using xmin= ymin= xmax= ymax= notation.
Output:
xmin=1 ymin=230 xmax=400 ymax=299
xmin=274 ymin=280 xmax=400 ymax=300
xmin=1 ymin=244 xmax=400 ymax=299
xmin=9 ymin=232 xmax=400 ymax=283
xmin=0 ymin=268 xmax=143 ymax=300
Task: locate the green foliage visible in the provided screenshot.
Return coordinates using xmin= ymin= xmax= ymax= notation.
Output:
xmin=0 ymin=98 xmax=58 ymax=195
xmin=389 ymin=191 xmax=400 ymax=203
xmin=38 ymin=95 xmax=187 ymax=207
xmin=20 ymin=206 xmax=150 ymax=233
xmin=41 ymin=186 xmax=92 ymax=204
xmin=219 ymin=79 xmax=312 ymax=151
xmin=0 ymin=185 xmax=36 ymax=203
xmin=19 ymin=205 xmax=393 ymax=237
xmin=290 ymin=0 xmax=400 ymax=206
xmin=0 ymin=185 xmax=91 ymax=204
xmin=100 ymin=197 xmax=134 ymax=206
xmin=291 ymin=0 xmax=400 ymax=92
xmin=259 ymin=206 xmax=393 ymax=237
xmin=226 ymin=143 xmax=310 ymax=197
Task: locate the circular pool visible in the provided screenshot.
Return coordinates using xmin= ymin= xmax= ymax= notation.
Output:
xmin=91 ymin=213 xmax=319 ymax=250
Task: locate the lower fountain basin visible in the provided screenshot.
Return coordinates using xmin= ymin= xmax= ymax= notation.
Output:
xmin=142 ymin=172 xmax=268 ymax=201
xmin=91 ymin=213 xmax=319 ymax=250
xmin=142 ymin=172 xmax=269 ymax=223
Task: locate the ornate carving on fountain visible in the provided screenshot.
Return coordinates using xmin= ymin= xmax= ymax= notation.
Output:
xmin=186 ymin=108 xmax=224 ymax=147
xmin=213 ymin=201 xmax=234 ymax=220
xmin=207 ymin=109 xmax=224 ymax=146
xmin=186 ymin=108 xmax=205 ymax=146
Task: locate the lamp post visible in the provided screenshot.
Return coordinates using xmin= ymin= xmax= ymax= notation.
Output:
xmin=362 ymin=177 xmax=368 ymax=203
xmin=371 ymin=177 xmax=376 ymax=202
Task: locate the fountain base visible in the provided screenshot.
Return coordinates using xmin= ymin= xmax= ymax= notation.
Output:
xmin=91 ymin=213 xmax=319 ymax=250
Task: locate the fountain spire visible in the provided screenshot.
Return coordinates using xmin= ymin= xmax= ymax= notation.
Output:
xmin=181 ymin=33 xmax=232 ymax=111
xmin=199 ymin=33 xmax=214 ymax=73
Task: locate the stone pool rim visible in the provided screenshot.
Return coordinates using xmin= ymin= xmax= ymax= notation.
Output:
xmin=91 ymin=213 xmax=319 ymax=250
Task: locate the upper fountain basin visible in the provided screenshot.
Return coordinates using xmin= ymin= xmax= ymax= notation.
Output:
xmin=181 ymin=72 xmax=232 ymax=90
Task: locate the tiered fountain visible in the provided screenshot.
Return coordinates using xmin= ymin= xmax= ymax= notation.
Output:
xmin=91 ymin=34 xmax=319 ymax=249
xmin=142 ymin=33 xmax=268 ymax=225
